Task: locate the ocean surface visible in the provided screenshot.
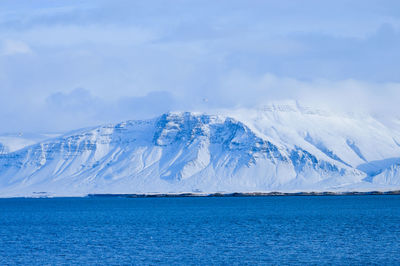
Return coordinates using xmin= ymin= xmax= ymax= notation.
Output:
xmin=0 ymin=196 xmax=400 ymax=265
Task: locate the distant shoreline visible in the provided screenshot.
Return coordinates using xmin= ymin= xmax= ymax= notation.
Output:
xmin=87 ymin=191 xmax=400 ymax=198
xmin=1 ymin=190 xmax=400 ymax=199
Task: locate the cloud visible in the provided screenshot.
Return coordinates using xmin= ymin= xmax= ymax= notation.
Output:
xmin=3 ymin=88 xmax=178 ymax=133
xmin=18 ymin=25 xmax=156 ymax=47
xmin=1 ymin=40 xmax=32 ymax=55
xmin=208 ymin=72 xmax=400 ymax=115
xmin=1 ymin=75 xmax=399 ymax=134
xmin=46 ymin=87 xmax=98 ymax=110
xmin=0 ymin=1 xmax=399 ymax=133
xmin=112 ymin=91 xmax=178 ymax=119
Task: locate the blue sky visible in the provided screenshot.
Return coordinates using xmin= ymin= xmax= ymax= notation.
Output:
xmin=1 ymin=0 xmax=400 ymax=132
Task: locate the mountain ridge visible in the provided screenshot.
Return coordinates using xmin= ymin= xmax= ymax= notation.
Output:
xmin=0 ymin=108 xmax=399 ymax=197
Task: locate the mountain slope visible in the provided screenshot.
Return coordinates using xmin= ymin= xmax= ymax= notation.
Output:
xmin=0 ymin=107 xmax=399 ymax=197
xmin=0 ymin=133 xmax=59 ymax=154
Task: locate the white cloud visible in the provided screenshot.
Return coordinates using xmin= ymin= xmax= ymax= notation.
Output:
xmin=19 ymin=25 xmax=157 ymax=47
xmin=0 ymin=88 xmax=178 ymax=133
xmin=1 ymin=39 xmax=32 ymax=55
xmin=211 ymin=72 xmax=400 ymax=116
xmin=0 ymin=77 xmax=399 ymax=134
xmin=1 ymin=1 xmax=400 ymax=133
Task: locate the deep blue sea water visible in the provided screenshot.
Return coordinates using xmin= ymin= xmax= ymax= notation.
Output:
xmin=0 ymin=196 xmax=400 ymax=265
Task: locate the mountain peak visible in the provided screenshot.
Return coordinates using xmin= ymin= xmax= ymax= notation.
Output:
xmin=0 ymin=109 xmax=399 ymax=197
xmin=257 ymin=100 xmax=331 ymax=116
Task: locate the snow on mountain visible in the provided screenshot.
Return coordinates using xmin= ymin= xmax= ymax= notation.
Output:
xmin=226 ymin=102 xmax=400 ymax=173
xmin=0 ymin=105 xmax=399 ymax=197
xmin=0 ymin=133 xmax=59 ymax=154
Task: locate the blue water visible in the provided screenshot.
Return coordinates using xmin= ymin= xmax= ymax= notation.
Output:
xmin=0 ymin=196 xmax=400 ymax=265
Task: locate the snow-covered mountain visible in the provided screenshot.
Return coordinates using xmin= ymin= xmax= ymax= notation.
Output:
xmin=0 ymin=103 xmax=399 ymax=197
xmin=0 ymin=133 xmax=59 ymax=154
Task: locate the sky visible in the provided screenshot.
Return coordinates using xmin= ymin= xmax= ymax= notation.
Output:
xmin=1 ymin=0 xmax=400 ymax=133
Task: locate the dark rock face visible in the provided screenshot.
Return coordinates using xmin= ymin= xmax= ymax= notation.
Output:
xmin=0 ymin=143 xmax=8 ymax=155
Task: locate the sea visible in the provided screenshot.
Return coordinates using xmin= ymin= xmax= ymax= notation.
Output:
xmin=0 ymin=195 xmax=399 ymax=265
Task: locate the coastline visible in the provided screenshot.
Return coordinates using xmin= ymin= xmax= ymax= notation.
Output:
xmin=87 ymin=190 xmax=400 ymax=198
xmin=1 ymin=190 xmax=400 ymax=199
